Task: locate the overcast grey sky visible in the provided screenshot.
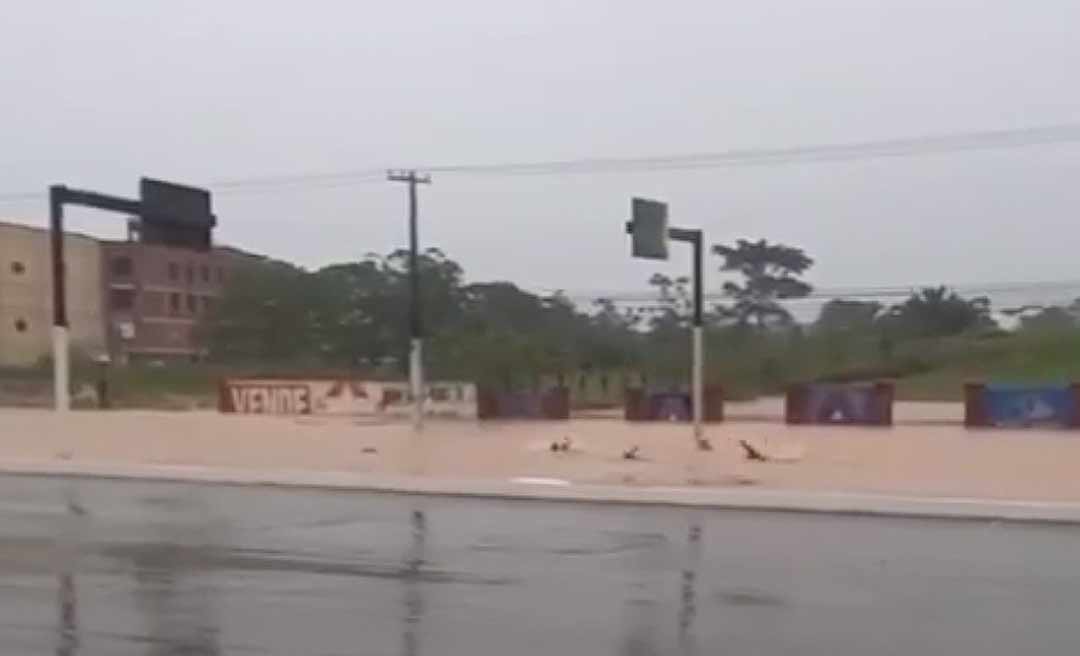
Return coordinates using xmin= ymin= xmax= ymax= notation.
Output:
xmin=2 ymin=1 xmax=1079 ymax=295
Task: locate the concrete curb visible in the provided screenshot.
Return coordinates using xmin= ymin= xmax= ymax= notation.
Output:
xmin=2 ymin=459 xmax=1080 ymax=524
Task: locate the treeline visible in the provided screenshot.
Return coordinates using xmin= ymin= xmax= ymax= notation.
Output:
xmin=201 ymin=239 xmax=1076 ymax=396
xmin=199 ymin=248 xmax=641 ymax=388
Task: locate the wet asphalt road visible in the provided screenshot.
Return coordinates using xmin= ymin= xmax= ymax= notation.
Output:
xmin=1 ymin=475 xmax=1079 ymax=655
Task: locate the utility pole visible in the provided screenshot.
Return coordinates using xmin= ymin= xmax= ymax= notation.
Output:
xmin=388 ymin=170 xmax=432 ymax=432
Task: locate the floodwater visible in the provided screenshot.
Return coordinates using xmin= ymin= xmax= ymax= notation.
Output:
xmin=0 ymin=474 xmax=1078 ymax=655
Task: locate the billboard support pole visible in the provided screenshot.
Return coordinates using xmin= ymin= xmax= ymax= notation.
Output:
xmin=670 ymin=228 xmax=709 ymax=450
xmin=626 ymin=198 xmax=711 ymax=450
xmin=46 ymin=179 xmax=215 ymax=412
xmin=49 ymin=186 xmax=70 ymax=412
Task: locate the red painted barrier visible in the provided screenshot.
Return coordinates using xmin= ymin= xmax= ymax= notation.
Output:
xmin=477 ymin=387 xmax=570 ymax=420
xmin=964 ymin=383 xmax=987 ymax=427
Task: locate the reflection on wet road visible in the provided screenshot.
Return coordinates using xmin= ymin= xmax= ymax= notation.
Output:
xmin=0 ymin=475 xmax=1078 ymax=655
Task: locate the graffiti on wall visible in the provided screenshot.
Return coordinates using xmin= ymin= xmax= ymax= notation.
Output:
xmin=788 ymin=383 xmax=893 ymax=426
xmin=226 ymin=382 xmax=312 ymax=414
xmin=651 ymin=393 xmax=692 ymax=421
xmin=804 ymin=385 xmax=877 ymax=424
xmin=624 ymin=386 xmax=724 ymax=423
xmin=220 ymin=379 xmax=477 ymax=418
xmin=983 ymin=385 xmax=1076 ymax=427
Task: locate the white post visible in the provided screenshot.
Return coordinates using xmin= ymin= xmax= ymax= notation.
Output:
xmin=53 ymin=326 xmax=70 ymax=411
xmin=692 ymin=324 xmax=704 ymax=442
xmin=410 ymin=337 xmax=424 ymax=431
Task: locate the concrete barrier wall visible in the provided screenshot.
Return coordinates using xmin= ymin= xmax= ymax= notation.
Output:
xmin=624 ymin=386 xmax=724 ymax=423
xmin=965 ymin=383 xmax=1080 ymax=428
xmin=476 ymin=387 xmax=570 ymax=420
xmin=219 ymin=379 xmax=477 ymax=418
xmin=785 ymin=382 xmax=893 ymax=426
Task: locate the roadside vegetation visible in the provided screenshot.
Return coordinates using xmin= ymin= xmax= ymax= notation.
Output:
xmin=5 ymin=240 xmax=1080 ymax=408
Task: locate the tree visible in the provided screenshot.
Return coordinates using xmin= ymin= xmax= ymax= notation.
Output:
xmin=582 ymin=298 xmax=641 ymax=372
xmin=201 ymin=259 xmax=315 ymax=362
xmin=1013 ymin=305 xmax=1079 ymax=332
xmin=309 ymin=257 xmax=394 ymax=367
xmin=882 ymin=286 xmax=995 ymax=337
xmin=815 ymin=299 xmax=883 ymax=333
xmin=712 ymin=239 xmax=814 ymax=329
xmin=646 ymin=273 xmax=692 ymax=332
xmin=201 ymin=246 xmax=645 ymax=387
xmin=380 ymin=247 xmax=466 ymax=368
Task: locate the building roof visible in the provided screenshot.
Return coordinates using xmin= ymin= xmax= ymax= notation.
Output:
xmin=0 ymin=219 xmax=101 ymax=244
xmin=0 ymin=218 xmax=265 ymax=259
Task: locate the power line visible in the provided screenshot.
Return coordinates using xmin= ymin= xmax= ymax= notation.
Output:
xmin=557 ymin=279 xmax=1080 ymax=304
xmin=4 ymin=121 xmax=1080 ymax=205
xmin=425 ymin=123 xmax=1080 ymax=176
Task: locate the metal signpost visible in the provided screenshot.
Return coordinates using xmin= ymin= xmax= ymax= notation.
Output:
xmin=626 ymin=198 xmax=710 ymax=449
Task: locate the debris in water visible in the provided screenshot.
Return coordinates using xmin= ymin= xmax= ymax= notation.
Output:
xmin=739 ymin=439 xmax=768 ymax=462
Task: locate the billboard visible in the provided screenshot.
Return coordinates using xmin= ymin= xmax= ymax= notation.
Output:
xmin=140 ymin=178 xmax=214 ymax=227
xmin=628 ymin=198 xmax=669 ymax=260
xmin=965 ymin=383 xmax=1079 ymax=428
xmin=624 ymin=387 xmax=725 ymax=422
xmin=476 ymin=388 xmax=570 ymax=420
xmin=138 ymin=177 xmax=215 ymax=250
xmin=219 ymin=379 xmax=477 ymax=419
xmin=786 ymin=383 xmax=893 ymax=426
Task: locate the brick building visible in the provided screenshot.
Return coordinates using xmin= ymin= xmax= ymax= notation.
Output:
xmin=101 ymin=241 xmax=257 ymax=362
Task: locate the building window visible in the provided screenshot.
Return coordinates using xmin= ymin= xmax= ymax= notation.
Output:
xmin=185 ymin=265 xmax=194 ymax=284
xmin=14 ymin=318 xmax=27 ymax=333
xmin=186 ymin=294 xmax=197 ymax=314
xmin=111 ymin=256 xmax=133 ymax=277
xmin=10 ymin=261 xmax=25 ymax=275
xmin=169 ymin=292 xmax=181 ymax=315
xmin=217 ymin=267 xmax=225 ymax=283
xmin=200 ymin=265 xmax=209 ymax=282
xmin=168 ymin=262 xmax=179 ymax=281
xmin=202 ymin=296 xmax=215 ymax=313
xmin=110 ymin=289 xmax=135 ymax=310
